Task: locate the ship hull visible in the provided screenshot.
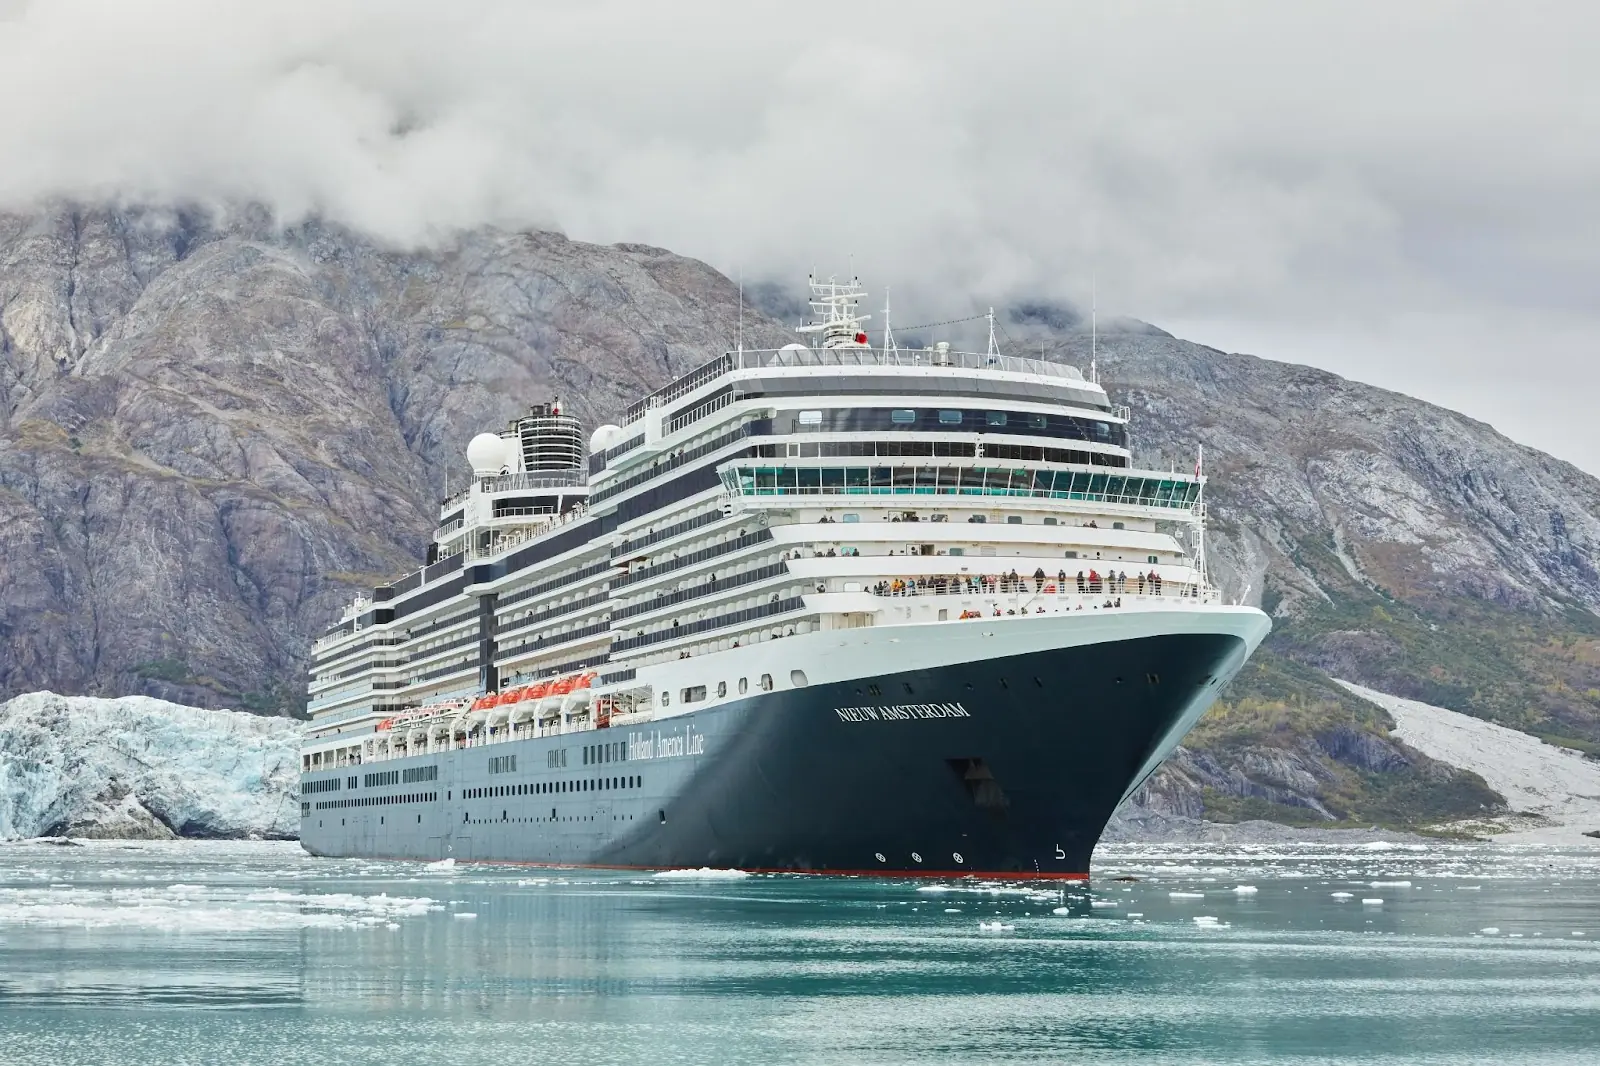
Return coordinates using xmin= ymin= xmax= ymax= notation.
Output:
xmin=300 ymin=610 xmax=1263 ymax=876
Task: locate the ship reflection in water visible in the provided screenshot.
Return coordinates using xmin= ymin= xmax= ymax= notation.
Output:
xmin=2 ymin=840 xmax=1599 ymax=1064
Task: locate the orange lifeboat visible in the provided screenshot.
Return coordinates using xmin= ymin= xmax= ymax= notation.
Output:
xmin=551 ymin=675 xmax=579 ymax=696
xmin=492 ymin=688 xmax=521 ymax=707
xmin=527 ymin=681 xmax=552 ymax=699
xmin=471 ymin=693 xmax=497 ymax=711
xmin=574 ymin=672 xmax=596 ymax=689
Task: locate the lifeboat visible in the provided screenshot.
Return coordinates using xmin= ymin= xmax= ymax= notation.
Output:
xmin=527 ymin=681 xmax=552 ymax=699
xmin=470 ymin=693 xmax=497 ymax=712
xmin=375 ymin=717 xmax=394 ymax=732
xmin=551 ymin=675 xmax=579 ymax=696
xmin=494 ymin=687 xmax=524 ymax=707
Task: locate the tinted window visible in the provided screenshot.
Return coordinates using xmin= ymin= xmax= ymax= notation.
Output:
xmin=938 ymin=410 xmax=962 ymax=425
xmin=891 ymin=409 xmax=916 ymax=424
xmin=986 ymin=411 xmax=1007 ymax=426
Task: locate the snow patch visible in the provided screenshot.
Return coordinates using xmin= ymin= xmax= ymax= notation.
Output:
xmin=1335 ymin=680 xmax=1600 ymax=843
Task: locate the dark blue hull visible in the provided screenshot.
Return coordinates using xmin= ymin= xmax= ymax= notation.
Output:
xmin=300 ymin=630 xmax=1247 ymax=876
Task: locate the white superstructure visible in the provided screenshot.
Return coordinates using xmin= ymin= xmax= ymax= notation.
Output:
xmin=303 ymin=278 xmax=1233 ymax=775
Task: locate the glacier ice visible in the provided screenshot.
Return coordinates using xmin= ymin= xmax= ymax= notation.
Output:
xmin=0 ymin=691 xmax=299 ymax=840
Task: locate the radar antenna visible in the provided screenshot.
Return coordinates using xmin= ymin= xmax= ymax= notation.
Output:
xmin=796 ymin=274 xmax=872 ymax=349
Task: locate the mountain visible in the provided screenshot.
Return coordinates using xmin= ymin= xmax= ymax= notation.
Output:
xmin=3 ymin=203 xmax=1597 ymax=830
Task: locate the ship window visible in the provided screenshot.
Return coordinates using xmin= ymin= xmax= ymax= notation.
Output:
xmin=739 ymin=677 xmax=748 ymax=695
xmin=967 ymin=514 xmax=986 ymax=523
xmin=938 ymin=410 xmax=962 ymax=425
xmin=1148 ymin=555 xmax=1159 ymax=564
xmin=790 ymin=669 xmax=808 ymax=687
xmin=1065 ymin=551 xmax=1079 ymax=559
xmin=1044 ymin=517 xmax=1058 ymax=526
xmin=948 ymin=547 xmax=964 ymax=556
xmin=681 ymin=685 xmax=707 ymax=703
xmin=1095 ymin=422 xmax=1110 ymax=438
xmin=986 ymin=411 xmax=1007 ymax=427
xmin=660 ymin=691 xmax=670 ymax=707
xmin=890 ymin=409 xmax=916 ymax=424
xmin=1028 ymin=414 xmax=1047 ymax=429
xmin=717 ymin=681 xmax=727 ymax=697
xmin=842 ymin=513 xmax=860 ymax=523
xmin=759 ymin=673 xmax=773 ymax=692
xmin=798 ymin=409 xmax=823 ymax=425
xmin=1112 ymin=521 xmax=1125 ymax=530
xmin=1007 ymin=516 xmax=1022 ymax=525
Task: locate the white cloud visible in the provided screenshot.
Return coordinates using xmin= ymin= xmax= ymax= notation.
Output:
xmin=2 ymin=0 xmax=1597 ymax=467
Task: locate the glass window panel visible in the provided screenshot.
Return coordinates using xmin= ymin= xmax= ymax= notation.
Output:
xmin=938 ymin=410 xmax=962 ymax=425
xmin=891 ymin=409 xmax=916 ymax=424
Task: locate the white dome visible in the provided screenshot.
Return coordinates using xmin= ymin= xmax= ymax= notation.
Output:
xmin=590 ymin=423 xmax=623 ymax=454
xmin=780 ymin=342 xmax=808 ymax=352
xmin=466 ymin=433 xmax=516 ymax=477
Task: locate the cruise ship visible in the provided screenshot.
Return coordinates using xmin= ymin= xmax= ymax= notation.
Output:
xmin=299 ymin=278 xmax=1270 ymax=878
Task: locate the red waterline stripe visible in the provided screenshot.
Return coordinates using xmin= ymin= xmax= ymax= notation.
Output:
xmin=312 ymin=850 xmax=1089 ymax=881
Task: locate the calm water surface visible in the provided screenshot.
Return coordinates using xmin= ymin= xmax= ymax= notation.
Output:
xmin=1 ymin=839 xmax=1598 ymax=1065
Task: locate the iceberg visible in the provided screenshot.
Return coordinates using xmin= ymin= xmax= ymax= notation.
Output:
xmin=0 ymin=691 xmax=299 ymax=840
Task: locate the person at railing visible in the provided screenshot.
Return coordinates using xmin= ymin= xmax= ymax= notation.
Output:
xmin=1033 ymin=567 xmax=1046 ymax=591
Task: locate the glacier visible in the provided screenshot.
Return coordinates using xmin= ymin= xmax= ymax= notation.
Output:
xmin=0 ymin=691 xmax=300 ymax=840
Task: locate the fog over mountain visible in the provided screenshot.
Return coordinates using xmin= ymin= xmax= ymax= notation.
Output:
xmin=1 ymin=1 xmax=1597 ymax=469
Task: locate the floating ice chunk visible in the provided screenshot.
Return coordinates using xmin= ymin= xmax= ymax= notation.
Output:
xmin=1362 ymin=898 xmax=1384 ymax=906
xmin=1169 ymin=891 xmax=1205 ymax=899
xmin=1232 ymin=886 xmax=1258 ymax=895
xmin=452 ymin=912 xmax=477 ymax=920
xmin=1090 ymin=900 xmax=1118 ymax=908
xmin=1572 ymin=931 xmax=1586 ymax=937
xmin=944 ymin=908 xmax=962 ymax=914
xmin=1360 ymin=842 xmax=1395 ymax=851
xmin=916 ymin=885 xmax=950 ymax=893
xmin=1127 ymin=913 xmax=1143 ymax=918
xmin=1369 ymin=880 xmax=1411 ymax=888
xmin=385 ymin=923 xmax=400 ymax=930
xmin=424 ymin=858 xmax=455 ymax=873
xmin=1193 ymin=916 xmax=1229 ymax=927
xmin=651 ymin=867 xmax=750 ymax=879
xmin=1331 ymin=892 xmax=1354 ymax=900
xmin=1051 ymin=907 xmax=1070 ymax=915
xmin=978 ymin=921 xmax=1014 ymax=932
xmin=1458 ymin=885 xmax=1482 ymax=891
xmin=1480 ymin=927 xmax=1500 ymax=935
xmin=1508 ymin=933 xmax=1523 ymax=938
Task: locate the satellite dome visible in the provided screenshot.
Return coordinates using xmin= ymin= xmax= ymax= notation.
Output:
xmin=466 ymin=433 xmax=516 ymax=477
xmin=590 ymin=424 xmax=623 ymax=454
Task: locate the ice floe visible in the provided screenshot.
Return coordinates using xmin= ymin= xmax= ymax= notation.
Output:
xmin=977 ymin=921 xmax=1014 ymax=932
xmin=651 ymin=867 xmax=750 ymax=880
xmin=1168 ymin=891 xmax=1205 ymax=899
xmin=1232 ymin=885 xmax=1259 ymax=895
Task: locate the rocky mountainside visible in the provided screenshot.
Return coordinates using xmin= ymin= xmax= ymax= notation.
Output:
xmin=0 ymin=205 xmax=786 ymax=710
xmin=2 ymin=203 xmax=1597 ymax=829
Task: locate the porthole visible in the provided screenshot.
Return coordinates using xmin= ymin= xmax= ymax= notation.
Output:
xmin=875 ymin=852 xmax=887 ymax=863
xmin=790 ymin=669 xmax=808 ymax=687
xmin=911 ymin=852 xmax=923 ymax=863
xmin=759 ymin=674 xmax=773 ymax=692
xmin=739 ymin=677 xmax=749 ymax=695
xmin=717 ymin=681 xmax=727 ymax=698
xmin=953 ymin=852 xmax=964 ymax=864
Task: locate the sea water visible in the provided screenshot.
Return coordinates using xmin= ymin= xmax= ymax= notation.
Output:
xmin=1 ymin=840 xmax=1598 ymax=1065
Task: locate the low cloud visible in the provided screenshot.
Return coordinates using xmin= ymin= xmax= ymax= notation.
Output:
xmin=2 ymin=1 xmax=1597 ymax=466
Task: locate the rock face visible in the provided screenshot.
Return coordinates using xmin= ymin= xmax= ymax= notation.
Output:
xmin=0 ymin=206 xmax=787 ymax=710
xmin=1 ymin=202 xmax=1596 ymax=828
xmin=0 ymin=691 xmax=300 ymax=839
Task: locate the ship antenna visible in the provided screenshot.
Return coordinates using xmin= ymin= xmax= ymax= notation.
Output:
xmin=1194 ymin=443 xmax=1207 ymax=591
xmin=1091 ymin=271 xmax=1098 ymax=385
xmin=737 ymin=269 xmax=744 ymax=359
xmin=986 ymin=306 xmax=998 ymax=360
xmin=882 ymin=286 xmax=897 ymax=356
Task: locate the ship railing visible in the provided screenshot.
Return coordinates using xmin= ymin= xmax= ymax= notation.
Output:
xmin=734 ymin=346 xmax=1092 ymax=384
xmin=623 ymin=347 xmax=1101 ymax=425
xmin=845 ymin=575 xmax=1220 ymax=607
xmin=484 ymin=470 xmax=588 ymax=493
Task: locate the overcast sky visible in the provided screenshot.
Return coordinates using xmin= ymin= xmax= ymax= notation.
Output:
xmin=2 ymin=1 xmax=1596 ymax=470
